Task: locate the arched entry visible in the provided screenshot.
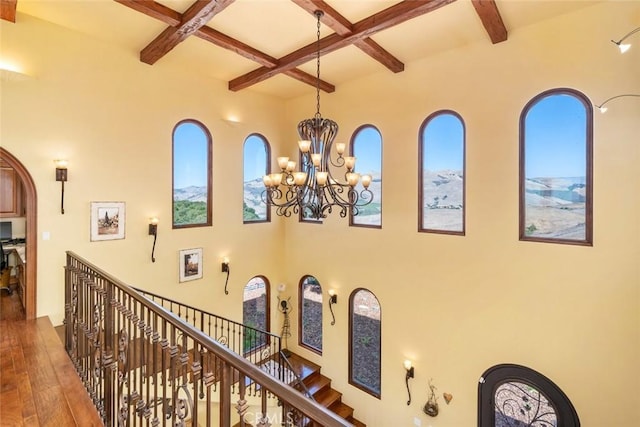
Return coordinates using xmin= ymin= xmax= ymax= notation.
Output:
xmin=0 ymin=148 xmax=37 ymax=319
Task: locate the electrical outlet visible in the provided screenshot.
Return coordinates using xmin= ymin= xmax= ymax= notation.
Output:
xmin=413 ymin=417 xmax=421 ymax=426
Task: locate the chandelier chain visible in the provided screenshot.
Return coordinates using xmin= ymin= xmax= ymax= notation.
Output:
xmin=315 ymin=10 xmax=322 ymax=119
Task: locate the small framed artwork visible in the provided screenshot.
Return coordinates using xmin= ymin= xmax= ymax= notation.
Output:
xmin=179 ymin=248 xmax=203 ymax=283
xmin=90 ymin=202 xmax=126 ymax=241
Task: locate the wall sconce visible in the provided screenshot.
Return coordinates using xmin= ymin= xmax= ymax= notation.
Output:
xmin=404 ymin=360 xmax=415 ymax=405
xmin=221 ymin=257 xmax=230 ymax=295
xmin=328 ymin=290 xmax=338 ymax=326
xmin=148 ymin=217 xmax=158 ymax=263
xmin=594 ymin=94 xmax=640 ymax=113
xmin=54 ymin=159 xmax=68 ymax=214
xmin=611 ymin=26 xmax=640 ymax=53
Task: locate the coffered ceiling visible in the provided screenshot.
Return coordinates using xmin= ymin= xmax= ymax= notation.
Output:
xmin=2 ymin=0 xmax=598 ymax=98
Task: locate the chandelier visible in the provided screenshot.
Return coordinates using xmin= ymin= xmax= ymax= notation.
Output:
xmin=262 ymin=10 xmax=373 ymax=220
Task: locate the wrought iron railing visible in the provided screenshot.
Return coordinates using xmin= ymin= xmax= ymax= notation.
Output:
xmin=135 ymin=287 xmax=282 ymax=382
xmin=64 ymin=251 xmax=351 ymax=427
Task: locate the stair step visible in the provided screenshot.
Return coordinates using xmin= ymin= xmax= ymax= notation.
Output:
xmin=314 ymin=387 xmax=342 ymax=408
xmin=304 ymin=373 xmax=331 ymax=396
xmin=284 ymin=352 xmax=321 ymax=380
xmin=328 ymin=401 xmax=354 ymax=420
xmin=348 ymin=417 xmax=367 ymax=427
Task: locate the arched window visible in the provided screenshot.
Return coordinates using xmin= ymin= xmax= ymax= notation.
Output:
xmin=478 ymin=364 xmax=580 ymax=427
xmin=242 ymin=276 xmax=270 ymax=353
xmin=243 ymin=134 xmax=271 ymax=223
xmin=298 ymin=275 xmax=322 ymax=354
xmin=349 ymin=288 xmax=381 ymax=398
xmin=419 ymin=110 xmax=465 ymax=234
xmin=350 ymin=125 xmax=383 ymax=228
xmin=520 ymin=88 xmax=593 ymax=245
xmin=172 ymin=119 xmax=212 ymax=228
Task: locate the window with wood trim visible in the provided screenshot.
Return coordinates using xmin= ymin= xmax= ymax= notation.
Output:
xmin=350 ymin=125 xmax=382 ymax=228
xmin=419 ymin=110 xmax=465 ymax=234
xmin=349 ymin=288 xmax=381 ymax=398
xmin=243 ymin=134 xmax=271 ymax=223
xmin=242 ymin=276 xmax=270 ymax=354
xmin=299 ymin=275 xmax=322 ymax=354
xmin=172 ymin=119 xmax=212 ymax=228
xmin=520 ymin=88 xmax=593 ymax=245
xmin=478 ymin=364 xmax=580 ymax=427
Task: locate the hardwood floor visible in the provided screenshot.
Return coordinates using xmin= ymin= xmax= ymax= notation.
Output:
xmin=0 ymin=290 xmax=103 ymax=426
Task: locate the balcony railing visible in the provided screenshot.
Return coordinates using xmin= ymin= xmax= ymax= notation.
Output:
xmin=64 ymin=251 xmax=351 ymax=427
xmin=135 ymin=288 xmax=283 ymax=385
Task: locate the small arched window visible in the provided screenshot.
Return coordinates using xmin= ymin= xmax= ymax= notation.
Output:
xmin=520 ymin=88 xmax=593 ymax=245
xmin=479 ymin=364 xmax=580 ymax=427
xmin=172 ymin=119 xmax=212 ymax=228
xmin=419 ymin=110 xmax=465 ymax=234
xmin=243 ymin=134 xmax=271 ymax=223
xmin=299 ymin=275 xmax=322 ymax=354
xmin=242 ymin=276 xmax=270 ymax=354
xmin=350 ymin=125 xmax=383 ymax=228
xmin=349 ymin=288 xmax=381 ymax=398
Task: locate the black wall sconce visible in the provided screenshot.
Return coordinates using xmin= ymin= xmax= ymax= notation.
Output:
xmin=221 ymin=257 xmax=230 ymax=295
xmin=328 ymin=290 xmax=338 ymax=326
xmin=148 ymin=217 xmax=158 ymax=263
xmin=404 ymin=360 xmax=415 ymax=405
xmin=54 ymin=159 xmax=68 ymax=214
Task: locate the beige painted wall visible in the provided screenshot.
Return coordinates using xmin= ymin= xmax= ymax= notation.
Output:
xmin=281 ymin=2 xmax=640 ymax=427
xmin=0 ymin=13 xmax=288 ymax=329
xmin=1 ymin=2 xmax=639 ymax=427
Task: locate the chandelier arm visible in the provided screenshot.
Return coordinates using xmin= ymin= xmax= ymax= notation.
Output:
xmin=329 ymin=155 xmax=345 ymax=168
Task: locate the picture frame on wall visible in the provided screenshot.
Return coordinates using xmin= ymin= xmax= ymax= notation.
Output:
xmin=179 ymin=248 xmax=203 ymax=282
xmin=90 ymin=202 xmax=126 ymax=241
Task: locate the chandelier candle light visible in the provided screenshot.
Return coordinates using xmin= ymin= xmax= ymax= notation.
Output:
xmin=262 ymin=10 xmax=373 ymax=220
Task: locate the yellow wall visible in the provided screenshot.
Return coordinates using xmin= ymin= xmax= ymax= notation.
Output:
xmin=1 ymin=2 xmax=639 ymax=427
xmin=0 ymin=13 xmax=288 ymax=327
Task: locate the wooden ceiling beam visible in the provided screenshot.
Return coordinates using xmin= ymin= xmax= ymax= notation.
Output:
xmin=1 ymin=0 xmax=17 ymax=23
xmin=115 ymin=0 xmax=333 ymax=91
xmin=471 ymin=0 xmax=507 ymax=44
xmin=292 ymin=0 xmax=404 ymax=73
xmin=140 ymin=0 xmax=234 ymax=65
xmin=230 ymin=0 xmax=455 ymax=91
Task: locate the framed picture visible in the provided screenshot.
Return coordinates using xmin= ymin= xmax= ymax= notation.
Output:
xmin=90 ymin=202 xmax=126 ymax=241
xmin=179 ymin=248 xmax=203 ymax=282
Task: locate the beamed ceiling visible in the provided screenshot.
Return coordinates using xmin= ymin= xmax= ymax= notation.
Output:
xmin=1 ymin=0 xmax=599 ymax=99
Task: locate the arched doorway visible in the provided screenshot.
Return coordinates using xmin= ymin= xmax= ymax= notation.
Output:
xmin=0 ymin=148 xmax=37 ymax=319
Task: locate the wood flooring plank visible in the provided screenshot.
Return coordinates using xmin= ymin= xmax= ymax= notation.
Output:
xmin=17 ymin=371 xmax=38 ymax=421
xmin=32 ymin=385 xmax=77 ymax=427
xmin=35 ymin=317 xmax=104 ymax=425
xmin=0 ymin=347 xmax=17 ymax=394
xmin=0 ymin=387 xmax=24 ymax=426
xmin=0 ymin=310 xmax=104 ymax=427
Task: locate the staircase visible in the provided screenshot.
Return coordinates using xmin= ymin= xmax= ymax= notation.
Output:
xmin=285 ymin=352 xmax=366 ymax=427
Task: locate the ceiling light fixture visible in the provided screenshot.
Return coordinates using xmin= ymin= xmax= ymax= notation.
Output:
xmin=611 ymin=26 xmax=640 ymax=53
xmin=262 ymin=10 xmax=373 ymax=220
xmin=594 ymin=94 xmax=640 ymax=113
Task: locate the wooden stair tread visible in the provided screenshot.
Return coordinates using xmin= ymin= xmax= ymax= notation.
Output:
xmin=348 ymin=418 xmax=366 ymax=427
xmin=328 ymin=401 xmax=354 ymax=420
xmin=303 ymin=373 xmax=331 ymax=395
xmin=283 ymin=352 xmax=320 ymax=380
xmin=314 ymin=387 xmax=342 ymax=408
